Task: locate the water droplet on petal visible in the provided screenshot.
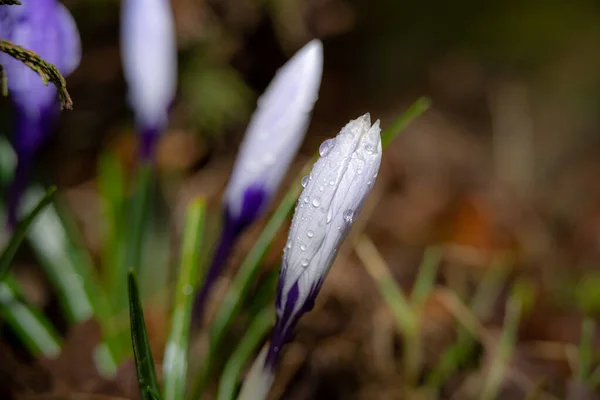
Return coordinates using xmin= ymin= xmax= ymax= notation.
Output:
xmin=301 ymin=175 xmax=309 ymax=187
xmin=326 ymin=208 xmax=333 ymax=224
xmin=319 ymin=185 xmax=324 ymax=191
xmin=329 ymin=180 xmax=335 ymax=186
xmin=364 ymin=143 xmax=375 ymax=154
xmin=300 ymin=244 xmax=307 ymax=251
xmin=303 ymin=196 xmax=309 ymax=204
xmin=312 ymin=198 xmax=320 ymax=207
xmin=343 ymin=209 xmax=354 ymax=223
xmin=301 ymin=258 xmax=309 ymax=267
xmin=319 ymin=138 xmax=335 ymax=156
xmin=307 ymin=230 xmax=314 ymax=238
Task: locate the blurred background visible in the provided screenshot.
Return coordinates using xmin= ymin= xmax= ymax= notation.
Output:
xmin=1 ymin=0 xmax=600 ymax=398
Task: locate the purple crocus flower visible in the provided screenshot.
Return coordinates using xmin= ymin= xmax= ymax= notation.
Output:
xmin=0 ymin=0 xmax=81 ymax=227
xmin=192 ymin=40 xmax=323 ymax=319
xmin=120 ymin=0 xmax=177 ymax=160
xmin=240 ymin=114 xmax=382 ymax=399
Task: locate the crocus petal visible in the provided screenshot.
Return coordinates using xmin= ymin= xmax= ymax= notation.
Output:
xmin=120 ymin=0 xmax=177 ymax=133
xmin=191 ymin=40 xmax=324 ymax=323
xmin=56 ymin=3 xmax=82 ymax=76
xmin=224 ymin=39 xmax=324 ymax=225
xmin=0 ymin=0 xmax=81 ymax=112
xmin=1 ymin=0 xmax=80 ymax=227
xmin=267 ymin=113 xmax=382 ymax=367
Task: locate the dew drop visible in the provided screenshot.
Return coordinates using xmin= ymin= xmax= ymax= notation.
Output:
xmin=343 ymin=209 xmax=354 ymax=223
xmin=301 ymin=175 xmax=309 ymax=187
xmin=300 ymin=244 xmax=307 ymax=251
xmin=303 ymin=196 xmax=309 ymax=204
xmin=319 ymin=138 xmax=335 ymax=156
xmin=329 ymin=180 xmax=335 ymax=186
xmin=301 ymin=258 xmax=309 ymax=267
xmin=326 ymin=208 xmax=333 ymax=224
xmin=312 ymin=198 xmax=320 ymax=207
xmin=364 ymin=143 xmax=375 ymax=154
xmin=287 ymin=242 xmax=292 ymax=249
xmin=307 ymin=230 xmax=314 ymax=238
xmin=319 ymin=185 xmax=324 ymax=192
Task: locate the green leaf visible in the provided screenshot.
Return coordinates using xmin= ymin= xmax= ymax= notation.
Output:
xmin=0 ymin=136 xmax=119 ymax=375
xmin=0 ymin=275 xmax=62 ymax=358
xmin=381 ymin=96 xmax=431 ymax=148
xmin=119 ymin=162 xmax=154 ymax=308
xmin=410 ymin=246 xmax=442 ymax=309
xmin=128 ymin=270 xmax=162 ymax=400
xmin=162 ymin=199 xmax=207 ymax=400
xmin=0 ymin=185 xmax=56 ymax=281
xmin=97 ymin=152 xmax=126 ymax=293
xmin=217 ymin=307 xmax=275 ymax=400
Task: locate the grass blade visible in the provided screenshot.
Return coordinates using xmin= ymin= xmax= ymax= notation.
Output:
xmin=381 ymin=96 xmax=431 ymax=148
xmin=217 ymin=307 xmax=275 ymax=400
xmin=163 ymin=199 xmax=207 ymax=400
xmin=410 ymin=246 xmax=442 ymax=309
xmin=120 ymin=162 xmax=153 ymax=302
xmin=481 ymin=283 xmax=529 ymax=400
xmin=578 ymin=317 xmax=595 ymax=382
xmin=97 ymin=152 xmax=126 ymax=296
xmin=128 ymin=270 xmax=162 ymax=400
xmin=0 ymin=275 xmax=62 ymax=358
xmin=0 ymin=137 xmax=119 ymax=374
xmin=0 ymin=185 xmax=56 ymax=281
xmin=354 ymin=235 xmax=420 ymax=385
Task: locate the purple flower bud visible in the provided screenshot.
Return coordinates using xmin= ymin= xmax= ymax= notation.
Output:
xmin=120 ymin=0 xmax=177 ymax=160
xmin=192 ymin=40 xmax=323 ymax=321
xmin=266 ymin=113 xmax=382 ymax=369
xmin=1 ymin=0 xmax=81 ymax=227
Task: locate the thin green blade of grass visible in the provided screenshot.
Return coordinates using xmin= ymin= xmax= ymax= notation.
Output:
xmin=481 ymin=281 xmax=532 ymax=400
xmin=0 ymin=274 xmax=62 ymax=358
xmin=354 ymin=235 xmax=420 ymax=385
xmin=0 ymin=137 xmax=119 ymax=374
xmin=118 ymin=162 xmax=154 ymax=310
xmin=128 ymin=270 xmax=162 ymax=400
xmin=426 ymin=257 xmax=510 ymax=388
xmin=577 ymin=317 xmax=595 ymax=382
xmin=97 ymin=152 xmax=125 ymax=295
xmin=191 ymin=97 xmax=431 ymax=399
xmin=381 ymin=96 xmax=431 ymax=148
xmin=217 ymin=307 xmax=275 ymax=400
xmin=20 ymin=187 xmax=120 ymax=375
xmin=0 ymin=185 xmax=56 ymax=281
xmin=410 ymin=246 xmax=442 ymax=309
xmin=162 ymin=199 xmax=207 ymax=400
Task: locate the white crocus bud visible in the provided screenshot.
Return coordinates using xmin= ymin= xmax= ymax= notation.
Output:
xmin=223 ymin=39 xmax=323 ymax=228
xmin=191 ymin=39 xmax=324 ymax=322
xmin=120 ymin=0 xmax=177 ymax=158
xmin=267 ymin=113 xmax=382 ymax=369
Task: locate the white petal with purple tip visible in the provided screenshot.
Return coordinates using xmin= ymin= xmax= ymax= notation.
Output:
xmin=224 ymin=39 xmax=324 ymax=221
xmin=278 ymin=113 xmax=382 ymax=332
xmin=121 ymin=0 xmax=177 ymax=131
